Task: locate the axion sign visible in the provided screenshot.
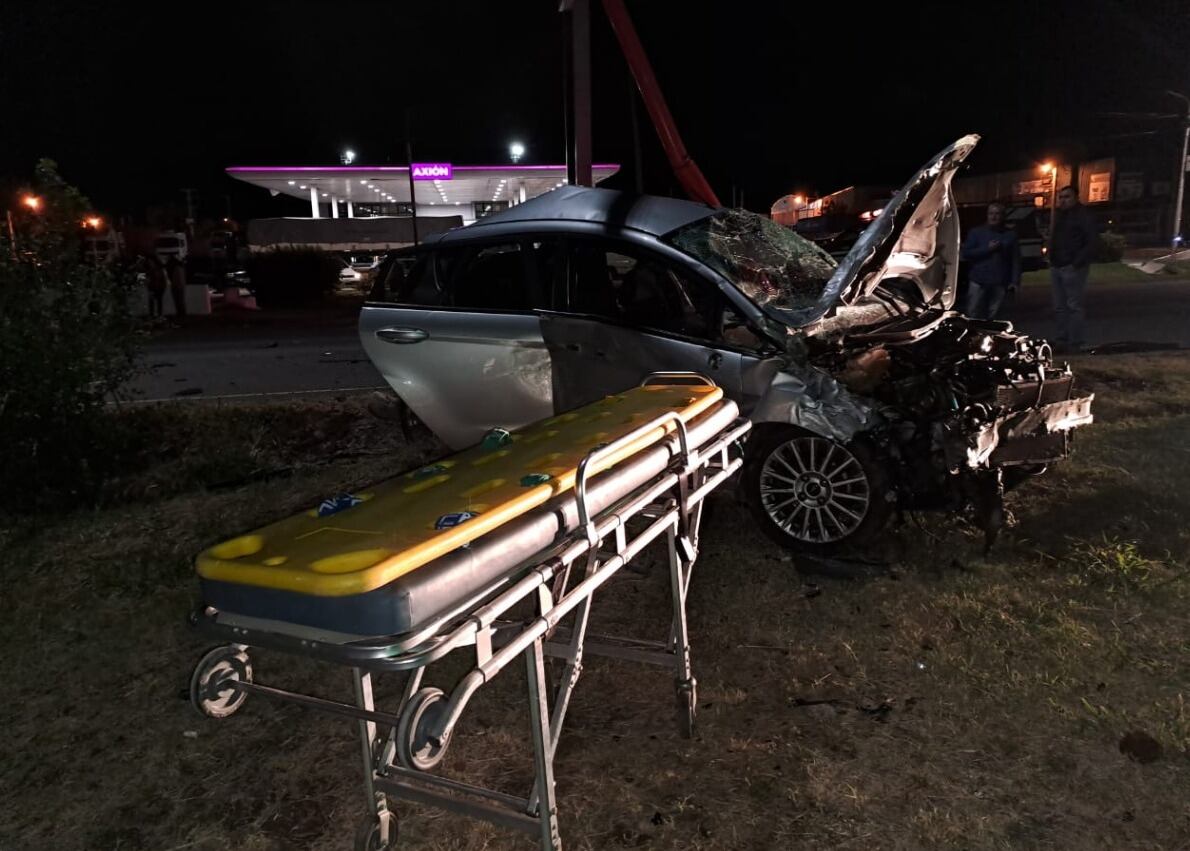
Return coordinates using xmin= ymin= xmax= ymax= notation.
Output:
xmin=410 ymin=163 xmax=453 ymax=180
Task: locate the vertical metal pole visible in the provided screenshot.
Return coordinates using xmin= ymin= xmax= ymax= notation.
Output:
xmin=405 ymin=109 xmax=420 ymax=246
xmin=561 ymin=6 xmax=575 ymax=187
xmin=628 ymin=74 xmax=644 ymax=193
xmin=1173 ymin=119 xmax=1189 ymax=247
xmin=571 ymin=0 xmax=593 ymax=187
xmin=351 ymin=668 xmax=384 ymax=817
xmin=331 ymin=197 xmax=340 ymax=218
xmin=309 ymin=186 xmax=320 ymax=218
xmin=526 ymin=639 xmax=563 ymax=850
xmin=5 ymin=209 xmax=16 ymax=258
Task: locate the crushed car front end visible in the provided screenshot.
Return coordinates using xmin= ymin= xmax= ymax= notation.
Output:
xmin=808 ymin=312 xmax=1093 ymax=548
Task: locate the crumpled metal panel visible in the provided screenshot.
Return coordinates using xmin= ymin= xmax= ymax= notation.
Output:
xmin=669 ymin=208 xmax=837 ymax=315
xmin=751 ymin=358 xmax=881 ymax=442
xmin=940 ymin=393 xmax=1095 ymax=472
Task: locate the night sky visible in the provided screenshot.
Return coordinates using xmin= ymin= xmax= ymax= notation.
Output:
xmin=2 ymin=0 xmax=1187 ymax=221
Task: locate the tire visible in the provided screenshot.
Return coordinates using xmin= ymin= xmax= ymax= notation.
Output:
xmin=743 ymin=426 xmax=892 ymax=555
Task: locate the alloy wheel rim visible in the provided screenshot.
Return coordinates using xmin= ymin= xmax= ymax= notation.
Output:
xmin=759 ymin=436 xmax=870 ymax=543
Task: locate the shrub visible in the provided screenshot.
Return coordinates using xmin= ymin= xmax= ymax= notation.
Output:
xmin=1096 ymin=230 xmax=1127 ymax=263
xmin=245 ymin=248 xmax=341 ymax=307
xmin=0 ymin=159 xmax=138 ymax=512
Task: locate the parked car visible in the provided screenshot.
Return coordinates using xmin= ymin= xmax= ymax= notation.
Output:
xmin=360 ymin=135 xmax=1093 ymax=554
xmin=154 ymin=231 xmax=189 ymax=263
xmin=337 ymin=256 xmax=363 ymax=283
xmin=347 ymin=253 xmax=382 ymax=272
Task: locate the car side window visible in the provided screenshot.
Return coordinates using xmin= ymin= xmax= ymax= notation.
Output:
xmin=567 ymin=241 xmax=723 ymax=341
xmin=370 ymin=251 xmax=441 ymax=305
xmin=437 ymin=242 xmax=541 ymax=311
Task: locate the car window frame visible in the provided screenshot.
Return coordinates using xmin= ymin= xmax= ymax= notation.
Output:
xmin=365 ymin=239 xmax=550 ymax=315
xmin=551 ymin=233 xmax=762 ymax=353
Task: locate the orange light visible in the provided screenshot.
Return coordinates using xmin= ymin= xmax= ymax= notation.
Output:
xmin=85 ymin=216 xmax=102 ymax=229
xmin=1039 ymin=162 xmax=1055 ymax=175
xmin=792 ymin=194 xmax=805 ymax=205
xmin=22 ymin=195 xmax=42 ymax=211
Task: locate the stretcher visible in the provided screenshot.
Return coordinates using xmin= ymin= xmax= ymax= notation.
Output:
xmin=188 ymin=372 xmax=750 ymax=851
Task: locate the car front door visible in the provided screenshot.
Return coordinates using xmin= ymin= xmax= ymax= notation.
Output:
xmin=534 ymin=236 xmax=759 ymax=412
xmin=359 ymin=241 xmax=554 ymax=449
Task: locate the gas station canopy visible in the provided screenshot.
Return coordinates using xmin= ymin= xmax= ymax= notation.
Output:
xmin=226 ymin=163 xmax=620 ymax=220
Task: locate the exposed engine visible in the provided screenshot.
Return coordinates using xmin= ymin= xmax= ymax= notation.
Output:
xmin=814 ymin=313 xmax=1094 ymax=547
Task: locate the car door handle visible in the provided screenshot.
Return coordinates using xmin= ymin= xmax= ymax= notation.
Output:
xmin=375 ymin=327 xmax=428 ymax=345
xmin=707 ymin=351 xmax=723 ymax=369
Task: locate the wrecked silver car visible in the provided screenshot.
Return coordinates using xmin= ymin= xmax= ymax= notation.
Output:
xmin=360 ymin=135 xmax=1093 ymax=553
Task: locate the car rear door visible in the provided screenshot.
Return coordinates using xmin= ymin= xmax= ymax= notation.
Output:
xmin=532 ymin=236 xmax=760 ymax=412
xmin=359 ymin=241 xmax=554 ymax=449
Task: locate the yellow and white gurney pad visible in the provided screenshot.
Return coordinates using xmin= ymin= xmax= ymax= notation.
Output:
xmin=197 ymin=383 xmax=739 ymax=637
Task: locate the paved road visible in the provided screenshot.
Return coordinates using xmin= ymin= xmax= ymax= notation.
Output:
xmin=126 ymin=332 xmax=381 ymax=402
xmin=123 ymin=277 xmax=1190 ymax=402
xmin=1003 ymin=276 xmax=1190 ymax=347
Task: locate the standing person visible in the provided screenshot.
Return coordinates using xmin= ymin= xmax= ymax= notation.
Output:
xmin=1047 ymin=185 xmax=1097 ymax=352
xmin=961 ymin=202 xmax=1021 ymax=319
xmin=140 ymin=254 xmax=166 ymax=319
xmin=166 ymin=255 xmax=188 ymax=320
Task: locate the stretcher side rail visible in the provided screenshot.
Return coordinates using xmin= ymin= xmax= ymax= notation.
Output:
xmin=192 ymin=416 xmax=748 ymax=673
xmin=188 ymin=381 xmax=750 ymax=851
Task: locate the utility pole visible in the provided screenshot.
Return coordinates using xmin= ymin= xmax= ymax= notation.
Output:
xmin=405 ymin=109 xmax=419 ymax=246
xmin=628 ymin=74 xmax=644 ymax=193
xmin=181 ymin=187 xmax=197 ymax=236
xmin=1169 ymin=91 xmax=1190 ymax=248
xmin=560 ymin=0 xmax=593 ymax=187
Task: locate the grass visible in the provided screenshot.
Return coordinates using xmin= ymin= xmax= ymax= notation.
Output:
xmin=1021 ymin=262 xmax=1157 ymax=286
xmin=3 ymin=358 xmax=1190 ymax=850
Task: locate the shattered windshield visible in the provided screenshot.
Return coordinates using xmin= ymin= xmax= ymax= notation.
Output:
xmin=667 ymin=208 xmax=838 ymax=313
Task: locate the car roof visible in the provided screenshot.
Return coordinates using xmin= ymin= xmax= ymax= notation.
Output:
xmin=434 ymin=186 xmax=717 ymax=244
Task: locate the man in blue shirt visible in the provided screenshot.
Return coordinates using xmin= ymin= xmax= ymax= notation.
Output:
xmin=961 ymin=202 xmax=1021 ymax=320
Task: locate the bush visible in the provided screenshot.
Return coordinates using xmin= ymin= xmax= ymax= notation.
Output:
xmin=246 ymin=248 xmax=341 ymax=307
xmin=0 ymin=159 xmax=138 ymax=512
xmin=1096 ymin=230 xmax=1127 ymax=263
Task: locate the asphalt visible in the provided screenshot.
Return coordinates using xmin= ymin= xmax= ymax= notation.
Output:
xmin=122 ymin=277 xmax=1190 ymax=402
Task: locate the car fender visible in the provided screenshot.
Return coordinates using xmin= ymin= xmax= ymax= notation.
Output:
xmin=749 ymin=359 xmax=881 ymax=444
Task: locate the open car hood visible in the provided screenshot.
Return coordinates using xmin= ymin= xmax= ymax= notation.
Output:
xmin=777 ymin=134 xmax=979 ymax=327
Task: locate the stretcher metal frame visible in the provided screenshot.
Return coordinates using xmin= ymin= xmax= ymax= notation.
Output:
xmin=188 ymin=372 xmax=750 ymax=851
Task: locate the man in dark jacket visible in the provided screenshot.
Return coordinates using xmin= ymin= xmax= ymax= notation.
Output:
xmin=1048 ymin=185 xmax=1097 ymax=351
xmin=961 ymin=202 xmax=1021 ymax=319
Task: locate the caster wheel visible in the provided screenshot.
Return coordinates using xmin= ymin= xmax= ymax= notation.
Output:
xmin=190 ymin=645 xmax=252 ymax=719
xmin=354 ymin=809 xmax=398 ymax=851
xmin=396 ymin=687 xmax=451 ymax=771
xmin=675 ymin=677 xmax=697 ymax=739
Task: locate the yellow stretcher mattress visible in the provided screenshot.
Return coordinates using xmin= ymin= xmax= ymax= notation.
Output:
xmin=197 ymin=383 xmax=722 ymax=597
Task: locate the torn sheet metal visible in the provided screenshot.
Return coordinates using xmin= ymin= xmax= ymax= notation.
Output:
xmin=751 ymin=359 xmax=881 ymax=443
xmin=939 ymin=393 xmax=1095 ymax=472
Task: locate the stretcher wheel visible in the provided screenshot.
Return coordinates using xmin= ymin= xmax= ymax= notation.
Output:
xmin=675 ymin=677 xmax=697 ymax=739
xmin=189 ymin=645 xmax=252 ymax=719
xmin=396 ymin=687 xmax=451 ymax=771
xmin=354 ymin=809 xmax=398 ymax=851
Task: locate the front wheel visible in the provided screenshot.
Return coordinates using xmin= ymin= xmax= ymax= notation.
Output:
xmin=743 ymin=427 xmax=892 ymax=555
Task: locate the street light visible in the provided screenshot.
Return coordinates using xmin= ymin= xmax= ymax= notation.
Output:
xmin=509 ymin=141 xmax=525 ymax=163
xmin=84 ymin=216 xmax=102 ymax=229
xmin=22 ymin=195 xmax=42 ymax=212
xmin=342 ymin=148 xmax=356 ymax=165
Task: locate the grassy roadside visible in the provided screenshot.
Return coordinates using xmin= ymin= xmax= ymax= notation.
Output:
xmin=2 ymin=359 xmax=1188 ymax=850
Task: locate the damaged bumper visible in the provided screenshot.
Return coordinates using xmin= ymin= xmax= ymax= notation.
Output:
xmin=940 ymin=386 xmax=1094 ymax=472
